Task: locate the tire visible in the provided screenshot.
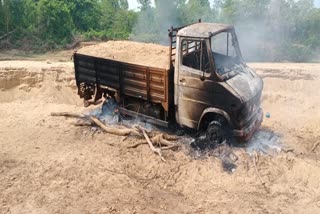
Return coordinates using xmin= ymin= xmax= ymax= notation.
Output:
xmin=206 ymin=121 xmax=226 ymax=145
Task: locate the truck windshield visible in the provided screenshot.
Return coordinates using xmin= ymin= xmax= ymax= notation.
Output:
xmin=211 ymin=31 xmax=242 ymax=76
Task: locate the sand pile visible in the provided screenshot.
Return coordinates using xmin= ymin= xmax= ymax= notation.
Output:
xmin=77 ymin=41 xmax=171 ymax=70
xmin=0 ymin=61 xmax=80 ymax=105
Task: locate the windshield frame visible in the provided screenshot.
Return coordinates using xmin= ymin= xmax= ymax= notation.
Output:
xmin=209 ymin=28 xmax=243 ymax=81
xmin=210 ymin=28 xmax=243 ymax=61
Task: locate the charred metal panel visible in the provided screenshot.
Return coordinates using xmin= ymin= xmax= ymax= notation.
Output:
xmin=74 ymin=53 xmax=172 ymax=112
xmin=175 ymin=64 xmax=263 ymax=130
xmin=226 ymin=71 xmax=263 ymax=103
xmin=119 ymin=107 xmax=169 ymax=127
xmin=175 ymin=78 xmax=240 ymax=129
xmin=76 ymin=55 xmax=97 ymax=84
xmin=149 ymin=68 xmax=167 ymax=103
xmin=96 ymin=58 xmax=120 ymax=90
xmin=177 ymin=23 xmax=233 ymax=38
xmin=122 ymin=64 xmax=148 ymax=100
xmin=169 ymin=19 xmax=201 ymax=67
xmin=121 ymin=64 xmax=170 ymax=111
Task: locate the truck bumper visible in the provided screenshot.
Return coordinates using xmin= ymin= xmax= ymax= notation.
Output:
xmin=233 ymin=108 xmax=263 ymax=141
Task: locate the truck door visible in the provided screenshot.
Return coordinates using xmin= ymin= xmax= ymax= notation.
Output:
xmin=177 ymin=38 xmax=212 ymax=128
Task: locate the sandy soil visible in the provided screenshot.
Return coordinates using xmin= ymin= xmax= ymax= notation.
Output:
xmin=0 ymin=60 xmax=320 ymax=214
xmin=77 ymin=41 xmax=170 ymax=70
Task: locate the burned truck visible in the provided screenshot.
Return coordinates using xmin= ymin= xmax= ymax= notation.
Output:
xmin=73 ymin=22 xmax=263 ymax=143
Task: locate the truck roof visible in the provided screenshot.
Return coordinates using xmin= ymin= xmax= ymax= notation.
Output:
xmin=177 ymin=22 xmax=234 ymax=38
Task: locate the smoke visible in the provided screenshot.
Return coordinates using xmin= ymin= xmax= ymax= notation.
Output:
xmin=246 ymin=129 xmax=281 ymax=156
xmin=130 ymin=0 xmax=216 ymax=45
xmin=86 ymin=98 xmax=156 ymax=132
xmin=130 ymin=0 xmax=320 ymax=62
xmin=130 ymin=0 xmax=180 ymax=45
xmin=222 ymin=0 xmax=319 ymax=62
xmin=230 ymin=0 xmax=298 ymax=62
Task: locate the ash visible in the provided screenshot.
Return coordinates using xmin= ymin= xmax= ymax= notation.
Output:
xmin=182 ymin=128 xmax=281 ymax=173
xmin=86 ymin=99 xmax=157 ymax=132
xmin=182 ymin=134 xmax=239 ymax=174
xmin=245 ymin=129 xmax=281 ymax=156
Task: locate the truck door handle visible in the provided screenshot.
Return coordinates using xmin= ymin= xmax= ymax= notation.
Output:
xmin=180 ymin=79 xmax=186 ymax=85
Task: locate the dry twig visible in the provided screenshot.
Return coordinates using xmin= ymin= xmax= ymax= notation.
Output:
xmin=140 ymin=128 xmax=166 ymax=162
xmin=52 ymin=111 xmax=179 ymax=159
xmin=127 ymin=141 xmax=148 ymax=149
xmin=253 ymin=153 xmax=264 ymax=185
xmin=70 ymin=120 xmax=94 ymax=127
xmin=151 ymin=134 xmax=178 ymax=148
xmin=90 ymin=116 xmax=141 ymax=137
xmin=252 ymin=152 xmax=270 ymax=193
xmin=311 ymin=142 xmax=320 ymax=152
xmin=163 ymin=134 xmax=180 ymax=141
xmin=127 ymin=135 xmax=179 ymax=150
xmin=51 ymin=112 xmax=87 ymax=119
xmin=161 ymin=145 xmax=179 ymax=151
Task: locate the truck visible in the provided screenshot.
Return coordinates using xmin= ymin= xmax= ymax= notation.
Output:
xmin=73 ymin=21 xmax=263 ymax=144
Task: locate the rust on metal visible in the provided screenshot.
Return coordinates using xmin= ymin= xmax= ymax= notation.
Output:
xmin=177 ymin=23 xmax=234 ymax=38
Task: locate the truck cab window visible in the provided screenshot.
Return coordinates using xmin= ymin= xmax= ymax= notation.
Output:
xmin=211 ymin=32 xmax=237 ymax=58
xmin=182 ymin=39 xmax=210 ymax=73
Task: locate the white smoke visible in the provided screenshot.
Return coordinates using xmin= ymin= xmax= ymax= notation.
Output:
xmin=131 ymin=0 xmax=319 ymax=62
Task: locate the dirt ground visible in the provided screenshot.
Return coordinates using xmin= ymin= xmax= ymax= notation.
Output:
xmin=0 ymin=58 xmax=320 ymax=213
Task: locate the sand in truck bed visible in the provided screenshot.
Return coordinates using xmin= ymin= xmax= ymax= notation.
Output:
xmin=77 ymin=41 xmax=171 ymax=70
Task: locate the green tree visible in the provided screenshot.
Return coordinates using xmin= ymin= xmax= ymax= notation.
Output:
xmin=68 ymin=0 xmax=101 ymax=32
xmin=37 ymin=0 xmax=73 ymax=44
xmin=100 ymin=0 xmax=120 ymax=30
xmin=0 ymin=1 xmax=6 ymax=35
xmin=119 ymin=0 xmax=129 ymax=10
xmin=137 ymin=0 xmax=151 ymax=10
xmin=111 ymin=9 xmax=137 ymax=39
xmin=0 ymin=0 xmax=10 ymax=36
xmin=179 ymin=0 xmax=215 ymax=24
xmin=24 ymin=0 xmax=39 ymax=32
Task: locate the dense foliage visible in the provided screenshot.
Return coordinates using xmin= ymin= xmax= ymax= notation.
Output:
xmin=0 ymin=0 xmax=319 ymax=61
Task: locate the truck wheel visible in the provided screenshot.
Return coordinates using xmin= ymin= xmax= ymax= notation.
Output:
xmin=206 ymin=121 xmax=226 ymax=145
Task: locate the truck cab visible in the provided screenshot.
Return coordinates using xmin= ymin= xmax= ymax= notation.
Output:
xmin=170 ymin=22 xmax=263 ymax=143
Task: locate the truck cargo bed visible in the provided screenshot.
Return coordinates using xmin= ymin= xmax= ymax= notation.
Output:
xmin=74 ymin=53 xmax=172 ymax=112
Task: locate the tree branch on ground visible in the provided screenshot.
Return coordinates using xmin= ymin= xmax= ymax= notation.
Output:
xmin=51 ymin=111 xmax=179 ymax=161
